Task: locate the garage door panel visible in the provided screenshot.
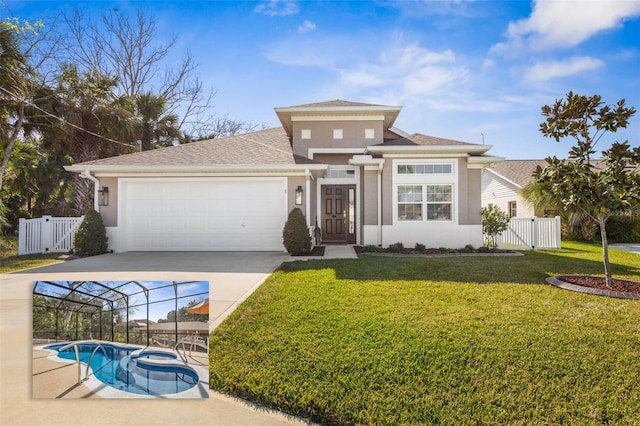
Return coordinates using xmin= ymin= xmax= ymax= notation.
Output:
xmin=122 ymin=179 xmax=286 ymax=251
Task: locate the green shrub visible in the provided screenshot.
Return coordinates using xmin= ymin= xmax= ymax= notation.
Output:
xmin=387 ymin=242 xmax=404 ymax=253
xmin=605 ymin=214 xmax=640 ymax=243
xmin=73 ymin=209 xmax=108 ymax=257
xmin=482 ymin=204 xmax=510 ymax=248
xmin=461 ymin=244 xmax=475 ymax=253
xmin=282 ymin=208 xmax=312 ymax=255
xmin=362 ymin=244 xmax=383 ymax=253
xmin=414 ymin=243 xmax=426 ymax=253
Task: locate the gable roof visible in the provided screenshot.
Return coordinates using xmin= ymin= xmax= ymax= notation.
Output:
xmin=65 ymin=127 xmax=326 ymax=174
xmin=487 ymin=160 xmax=550 ymax=188
xmin=486 ymin=159 xmax=635 ymax=189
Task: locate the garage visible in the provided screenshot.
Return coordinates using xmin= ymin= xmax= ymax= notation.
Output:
xmin=121 ymin=178 xmax=287 ymax=251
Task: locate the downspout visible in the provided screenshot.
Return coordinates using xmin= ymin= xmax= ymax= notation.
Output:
xmin=305 ymin=169 xmax=311 ymax=227
xmin=82 ymin=170 xmax=100 ymax=212
xmin=377 ymin=164 xmax=383 ymax=246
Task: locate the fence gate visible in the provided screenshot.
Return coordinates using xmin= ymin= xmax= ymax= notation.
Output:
xmin=18 ymin=216 xmax=84 ymax=255
xmin=495 ymin=216 xmax=561 ymax=250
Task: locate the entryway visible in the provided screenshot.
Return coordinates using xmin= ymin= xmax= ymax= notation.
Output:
xmin=321 ymin=185 xmax=356 ymax=244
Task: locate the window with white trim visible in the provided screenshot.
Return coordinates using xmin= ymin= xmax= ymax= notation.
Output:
xmin=301 ymin=129 xmax=311 ymax=139
xmin=397 ymin=184 xmax=452 ymax=221
xmin=333 ymin=129 xmax=343 ymax=139
xmin=327 ymin=168 xmax=356 ymax=179
xmin=398 ymin=164 xmax=453 ymax=174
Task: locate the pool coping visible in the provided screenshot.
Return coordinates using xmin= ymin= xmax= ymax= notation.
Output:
xmin=36 ymin=341 xmax=209 ymax=399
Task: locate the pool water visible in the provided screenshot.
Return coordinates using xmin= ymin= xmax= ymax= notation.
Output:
xmin=45 ymin=342 xmax=198 ymax=395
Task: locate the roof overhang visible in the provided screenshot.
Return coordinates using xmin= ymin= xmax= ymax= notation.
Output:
xmin=365 ymin=144 xmax=493 ymax=155
xmin=275 ymin=105 xmax=402 ymax=137
xmin=65 ymin=163 xmax=329 ymax=178
xmin=467 ymin=155 xmax=505 ymax=169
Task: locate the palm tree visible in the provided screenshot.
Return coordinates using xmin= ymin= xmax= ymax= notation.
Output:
xmin=33 ymin=65 xmax=137 ymax=214
xmin=134 ymin=92 xmax=180 ymax=151
xmin=521 ymin=181 xmax=596 ymax=240
xmin=0 ymin=23 xmax=31 ymax=193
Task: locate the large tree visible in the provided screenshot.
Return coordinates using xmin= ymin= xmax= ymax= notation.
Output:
xmin=60 ymin=8 xmax=217 ymax=140
xmin=0 ymin=22 xmax=30 ymax=192
xmin=534 ymin=92 xmax=640 ymax=288
xmin=32 ymin=65 xmax=137 ymax=213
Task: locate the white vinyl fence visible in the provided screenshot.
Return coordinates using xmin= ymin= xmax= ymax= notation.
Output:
xmin=18 ymin=216 xmax=84 ymax=255
xmin=494 ymin=216 xmax=562 ymax=250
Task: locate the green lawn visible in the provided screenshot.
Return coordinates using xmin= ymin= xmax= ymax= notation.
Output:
xmin=0 ymin=236 xmax=62 ymax=273
xmin=209 ymin=242 xmax=640 ymax=425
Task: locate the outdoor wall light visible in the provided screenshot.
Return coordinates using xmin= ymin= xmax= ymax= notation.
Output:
xmin=98 ymin=186 xmax=109 ymax=206
xmin=295 ymin=185 xmax=303 ymax=205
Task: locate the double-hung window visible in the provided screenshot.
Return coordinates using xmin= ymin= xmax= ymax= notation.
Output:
xmin=397 ymin=184 xmax=452 ymax=221
xmin=395 ymin=161 xmax=454 ymax=222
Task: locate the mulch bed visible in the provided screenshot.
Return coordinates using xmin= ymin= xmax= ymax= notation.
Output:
xmin=548 ymin=275 xmax=640 ymax=299
xmin=353 ymin=246 xmax=510 ymax=255
xmin=557 ymin=275 xmax=640 ymax=293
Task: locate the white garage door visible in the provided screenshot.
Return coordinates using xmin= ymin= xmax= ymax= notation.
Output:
xmin=121 ymin=178 xmax=287 ymax=251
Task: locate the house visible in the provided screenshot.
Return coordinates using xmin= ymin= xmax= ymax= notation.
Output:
xmin=65 ymin=100 xmax=502 ymax=252
xmin=481 ymin=160 xmax=556 ymax=218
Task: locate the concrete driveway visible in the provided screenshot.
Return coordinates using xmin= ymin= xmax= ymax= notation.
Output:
xmin=1 ymin=251 xmax=311 ymax=426
xmin=610 ymin=243 xmax=640 ymax=254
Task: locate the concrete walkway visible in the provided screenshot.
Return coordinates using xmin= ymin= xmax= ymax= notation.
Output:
xmin=285 ymin=245 xmax=358 ymax=261
xmin=1 ymin=251 xmax=319 ymax=425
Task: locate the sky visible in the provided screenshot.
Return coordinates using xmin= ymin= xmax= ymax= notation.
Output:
xmin=2 ymin=0 xmax=640 ymax=160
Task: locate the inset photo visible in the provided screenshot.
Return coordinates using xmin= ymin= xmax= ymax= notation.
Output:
xmin=32 ymin=280 xmax=210 ymax=399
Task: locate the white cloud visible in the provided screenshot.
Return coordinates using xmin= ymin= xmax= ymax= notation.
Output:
xmin=523 ymin=56 xmax=604 ymax=82
xmin=255 ymin=0 xmax=299 ymax=17
xmin=336 ymin=43 xmax=465 ymax=99
xmin=495 ymin=0 xmax=640 ymax=52
xmin=298 ymin=20 xmax=316 ymax=33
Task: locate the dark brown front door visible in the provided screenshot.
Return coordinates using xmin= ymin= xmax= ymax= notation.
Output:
xmin=321 ymin=185 xmax=356 ymax=243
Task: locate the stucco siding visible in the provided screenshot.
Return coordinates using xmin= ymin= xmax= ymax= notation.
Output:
xmin=292 ymin=121 xmax=384 ymax=158
xmin=466 ymin=168 xmax=482 ymax=225
xmin=98 ymin=176 xmax=118 ymax=227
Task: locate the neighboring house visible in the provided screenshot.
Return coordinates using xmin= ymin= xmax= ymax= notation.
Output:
xmin=482 ymin=160 xmax=553 ymax=218
xmin=66 ymin=100 xmax=502 ymax=252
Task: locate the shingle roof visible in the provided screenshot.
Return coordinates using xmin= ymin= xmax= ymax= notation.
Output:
xmin=487 ymin=159 xmax=620 ymax=188
xmin=378 ymin=133 xmax=483 ymax=147
xmin=288 ymin=99 xmax=388 ymax=108
xmin=488 ymin=160 xmax=549 ymax=187
xmin=73 ymin=127 xmax=318 ymax=167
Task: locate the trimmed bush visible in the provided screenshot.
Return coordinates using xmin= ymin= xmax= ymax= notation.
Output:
xmin=282 ymin=208 xmax=312 ymax=255
xmin=387 ymin=242 xmax=404 ymax=253
xmin=414 ymin=243 xmax=426 ymax=253
xmin=73 ymin=209 xmax=108 ymax=257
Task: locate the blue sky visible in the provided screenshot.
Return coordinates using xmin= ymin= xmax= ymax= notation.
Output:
xmin=3 ymin=0 xmax=640 ymax=160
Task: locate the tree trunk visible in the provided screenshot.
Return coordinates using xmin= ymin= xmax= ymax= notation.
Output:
xmin=0 ymin=103 xmax=25 ymax=191
xmin=72 ymin=174 xmax=93 ymax=215
xmin=598 ymin=215 xmax=614 ymax=289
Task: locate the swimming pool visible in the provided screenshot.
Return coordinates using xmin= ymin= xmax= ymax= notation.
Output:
xmin=44 ymin=342 xmax=199 ymax=396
